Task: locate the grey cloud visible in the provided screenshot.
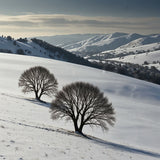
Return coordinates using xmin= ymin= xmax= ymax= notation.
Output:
xmin=0 ymin=15 xmax=160 ymax=30
xmin=38 ymin=17 xmax=150 ymax=29
xmin=0 ymin=14 xmax=160 ymax=36
xmin=0 ymin=21 xmax=36 ymax=27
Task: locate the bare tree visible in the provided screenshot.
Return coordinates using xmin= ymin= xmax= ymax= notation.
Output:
xmin=50 ymin=82 xmax=115 ymax=135
xmin=19 ymin=66 xmax=58 ymax=101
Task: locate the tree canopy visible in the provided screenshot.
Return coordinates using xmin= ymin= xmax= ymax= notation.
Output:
xmin=19 ymin=66 xmax=58 ymax=101
xmin=50 ymin=82 xmax=115 ymax=135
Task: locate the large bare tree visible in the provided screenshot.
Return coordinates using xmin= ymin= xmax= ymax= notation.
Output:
xmin=50 ymin=82 xmax=115 ymax=135
xmin=19 ymin=66 xmax=58 ymax=101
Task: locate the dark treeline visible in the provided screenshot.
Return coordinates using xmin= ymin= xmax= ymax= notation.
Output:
xmin=31 ymin=38 xmax=100 ymax=69
xmin=93 ymin=60 xmax=160 ymax=85
xmin=0 ymin=49 xmax=12 ymax=53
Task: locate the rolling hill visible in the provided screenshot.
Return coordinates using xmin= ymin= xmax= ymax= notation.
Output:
xmin=0 ymin=36 xmax=97 ymax=68
xmin=37 ymin=33 xmax=160 ymax=70
xmin=0 ymin=53 xmax=160 ymax=159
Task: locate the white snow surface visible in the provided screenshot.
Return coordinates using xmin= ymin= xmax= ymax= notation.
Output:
xmin=108 ymin=50 xmax=160 ymax=64
xmin=0 ymin=53 xmax=160 ymax=160
xmin=35 ymin=34 xmax=100 ymax=47
xmin=52 ymin=33 xmax=160 ymax=70
xmin=57 ymin=33 xmax=160 ymax=54
xmin=106 ymin=43 xmax=160 ymax=70
xmin=0 ymin=36 xmax=61 ymax=60
xmin=93 ymin=42 xmax=160 ymax=70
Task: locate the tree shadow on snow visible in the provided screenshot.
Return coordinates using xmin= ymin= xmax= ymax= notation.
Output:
xmin=87 ymin=136 xmax=160 ymax=158
xmin=0 ymin=93 xmax=51 ymax=108
xmin=24 ymin=98 xmax=51 ymax=108
xmin=2 ymin=93 xmax=160 ymax=158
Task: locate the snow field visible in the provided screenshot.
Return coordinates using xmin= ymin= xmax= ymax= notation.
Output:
xmin=0 ymin=93 xmax=159 ymax=160
xmin=0 ymin=53 xmax=160 ymax=159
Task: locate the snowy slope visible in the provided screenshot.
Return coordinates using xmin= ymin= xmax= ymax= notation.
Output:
xmin=38 ymin=33 xmax=160 ymax=70
xmin=43 ymin=33 xmax=160 ymax=56
xmin=100 ymin=42 xmax=160 ymax=70
xmin=62 ymin=33 xmax=141 ymax=55
xmin=0 ymin=53 xmax=160 ymax=160
xmin=0 ymin=36 xmax=95 ymax=69
xmin=36 ymin=33 xmax=141 ymax=55
xmin=87 ymin=41 xmax=160 ymax=70
xmin=35 ymin=34 xmax=99 ymax=47
xmin=108 ymin=50 xmax=160 ymax=65
xmin=0 ymin=36 xmax=58 ymax=59
xmin=101 ymin=42 xmax=160 ymax=57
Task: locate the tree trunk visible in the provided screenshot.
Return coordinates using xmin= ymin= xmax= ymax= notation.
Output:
xmin=73 ymin=121 xmax=78 ymax=131
xmin=74 ymin=122 xmax=84 ymax=135
xmin=35 ymin=91 xmax=40 ymax=101
xmin=79 ymin=125 xmax=84 ymax=134
xmin=72 ymin=120 xmax=80 ymax=133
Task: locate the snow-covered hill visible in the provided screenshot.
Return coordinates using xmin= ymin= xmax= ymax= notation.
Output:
xmin=91 ymin=42 xmax=160 ymax=68
xmin=35 ymin=34 xmax=99 ymax=47
xmin=0 ymin=53 xmax=160 ymax=160
xmin=107 ymin=50 xmax=160 ymax=69
xmin=99 ymin=42 xmax=160 ymax=70
xmin=0 ymin=36 xmax=50 ymax=58
xmin=0 ymin=36 xmax=95 ymax=68
xmin=37 ymin=33 xmax=160 ymax=70
xmin=62 ymin=33 xmax=143 ymax=55
xmin=38 ymin=33 xmax=160 ymax=56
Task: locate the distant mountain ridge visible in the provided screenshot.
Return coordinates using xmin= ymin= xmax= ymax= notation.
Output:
xmin=36 ymin=33 xmax=160 ymax=70
xmin=35 ymin=34 xmax=100 ymax=48
xmin=37 ymin=33 xmax=160 ymax=54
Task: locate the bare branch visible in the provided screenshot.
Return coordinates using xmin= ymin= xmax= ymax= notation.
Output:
xmin=19 ymin=66 xmax=58 ymax=101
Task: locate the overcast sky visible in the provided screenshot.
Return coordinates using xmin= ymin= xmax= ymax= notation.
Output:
xmin=0 ymin=0 xmax=160 ymax=38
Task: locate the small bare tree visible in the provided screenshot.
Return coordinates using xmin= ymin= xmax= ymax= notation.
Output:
xmin=19 ymin=66 xmax=58 ymax=101
xmin=50 ymin=82 xmax=115 ymax=135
